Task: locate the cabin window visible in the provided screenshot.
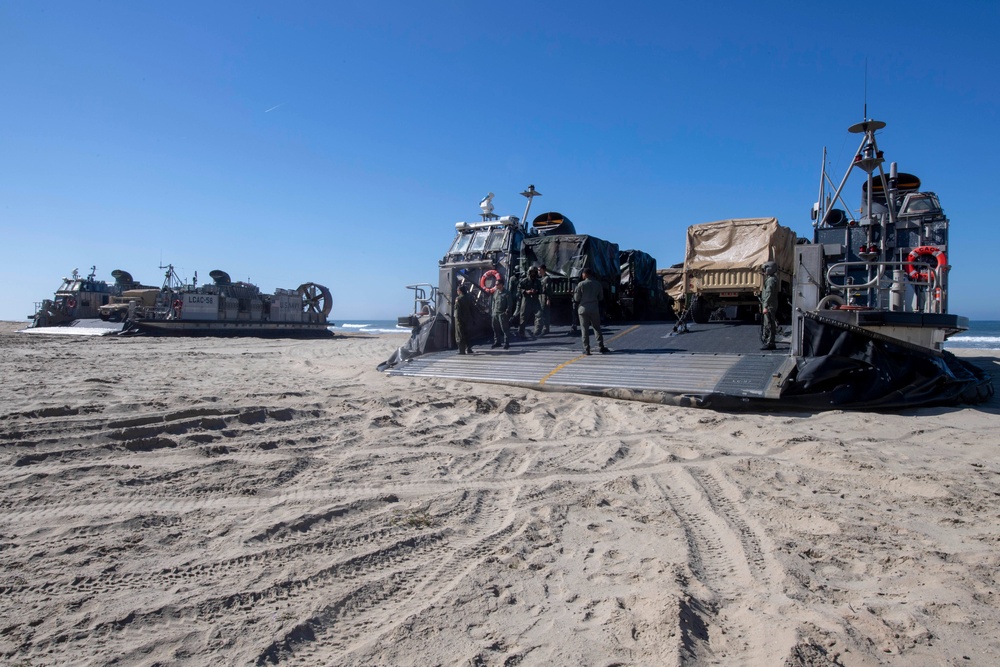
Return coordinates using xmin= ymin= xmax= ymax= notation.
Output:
xmin=450 ymin=233 xmax=474 ymax=255
xmin=485 ymin=229 xmax=506 ymax=252
xmin=469 ymin=230 xmax=489 ymax=253
xmin=900 ymin=194 xmax=941 ymax=215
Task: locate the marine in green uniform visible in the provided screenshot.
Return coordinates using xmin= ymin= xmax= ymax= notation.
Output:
xmin=454 ymin=283 xmax=475 ymax=354
xmin=760 ymin=261 xmax=778 ymax=351
xmin=573 ymin=268 xmax=609 ymax=355
xmin=517 ymin=267 xmax=542 ymax=338
xmin=538 ymin=264 xmax=552 ymax=335
xmin=491 ymin=276 xmax=512 ymax=349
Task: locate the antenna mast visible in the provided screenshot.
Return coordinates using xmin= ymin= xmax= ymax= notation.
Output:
xmin=520 ymin=185 xmax=542 ymax=232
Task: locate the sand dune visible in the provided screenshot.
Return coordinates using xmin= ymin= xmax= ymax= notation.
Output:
xmin=1 ymin=320 xmax=998 ymax=666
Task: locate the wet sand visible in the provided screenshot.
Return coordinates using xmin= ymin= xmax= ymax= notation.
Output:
xmin=1 ymin=320 xmax=998 ymax=666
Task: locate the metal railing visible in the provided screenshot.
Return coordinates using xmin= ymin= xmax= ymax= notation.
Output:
xmin=824 ymin=260 xmax=945 ymax=314
xmin=404 ymin=283 xmax=438 ymax=316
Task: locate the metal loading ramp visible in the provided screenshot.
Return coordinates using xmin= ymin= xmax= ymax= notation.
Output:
xmin=385 ymin=322 xmax=794 ymax=407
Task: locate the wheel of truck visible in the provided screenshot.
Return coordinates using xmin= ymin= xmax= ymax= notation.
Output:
xmin=690 ymin=297 xmax=709 ymax=324
xmin=778 ymin=292 xmax=792 ymax=324
xmin=735 ymin=305 xmax=755 ymax=322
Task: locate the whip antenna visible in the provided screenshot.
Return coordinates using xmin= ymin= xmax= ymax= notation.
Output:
xmin=864 ymin=57 xmax=868 ymax=120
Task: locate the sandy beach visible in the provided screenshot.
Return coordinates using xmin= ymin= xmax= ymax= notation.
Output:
xmin=1 ymin=320 xmax=998 ymax=666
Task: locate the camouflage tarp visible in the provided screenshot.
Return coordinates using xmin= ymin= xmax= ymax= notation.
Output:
xmin=685 ymin=217 xmax=796 ymax=273
xmin=620 ymin=250 xmax=658 ymax=293
xmin=520 ymin=234 xmax=621 ymax=323
xmin=658 ymin=264 xmax=685 ymax=303
xmin=521 ymin=234 xmax=620 ymax=282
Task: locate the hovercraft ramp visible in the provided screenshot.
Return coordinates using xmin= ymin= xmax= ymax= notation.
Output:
xmin=18 ymin=319 xmax=126 ymax=336
xmin=385 ymin=322 xmax=796 ymax=407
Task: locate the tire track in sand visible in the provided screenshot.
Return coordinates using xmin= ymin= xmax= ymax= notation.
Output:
xmin=255 ymin=486 xmax=524 ymax=665
xmin=652 ymin=464 xmax=796 ymax=664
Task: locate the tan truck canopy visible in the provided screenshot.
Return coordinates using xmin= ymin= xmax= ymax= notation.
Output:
xmin=658 ymin=266 xmax=685 ymax=302
xmin=685 ymin=217 xmax=796 ymax=272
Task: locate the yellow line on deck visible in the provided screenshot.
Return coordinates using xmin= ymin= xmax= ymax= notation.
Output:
xmin=538 ymin=324 xmax=640 ymax=386
xmin=609 ymin=324 xmax=641 ymax=343
xmin=538 ymin=355 xmax=586 ymax=385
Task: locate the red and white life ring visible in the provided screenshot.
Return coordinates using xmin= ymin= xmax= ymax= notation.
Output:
xmin=66 ymin=298 xmax=77 ymax=309
xmin=906 ymin=246 xmax=947 ymax=282
xmin=479 ymin=270 xmax=502 ymax=294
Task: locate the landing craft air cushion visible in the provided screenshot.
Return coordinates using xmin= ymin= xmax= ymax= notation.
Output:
xmin=383 ymin=120 xmax=993 ymax=408
xmin=24 ymin=265 xmax=334 ymax=338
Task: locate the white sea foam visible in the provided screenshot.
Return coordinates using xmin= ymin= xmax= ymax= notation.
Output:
xmin=331 ymin=321 xmax=409 ymax=335
xmin=949 ymin=336 xmax=1000 ymax=343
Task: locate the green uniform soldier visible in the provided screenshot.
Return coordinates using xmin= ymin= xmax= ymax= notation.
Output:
xmin=491 ymin=276 xmax=512 ymax=349
xmin=517 ymin=267 xmax=543 ymax=338
xmin=538 ymin=264 xmax=552 ymax=335
xmin=760 ymin=261 xmax=778 ymax=351
xmin=573 ymin=268 xmax=609 ymax=355
xmin=454 ymin=283 xmax=475 ymax=355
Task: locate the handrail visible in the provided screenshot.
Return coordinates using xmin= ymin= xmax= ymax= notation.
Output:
xmin=825 ymin=260 xmax=940 ymax=291
xmin=824 ymin=260 xmax=944 ymax=313
xmin=404 ymin=283 xmax=438 ymax=316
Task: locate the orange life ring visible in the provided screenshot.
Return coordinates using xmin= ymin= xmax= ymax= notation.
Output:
xmin=480 ymin=270 xmax=501 ymax=294
xmin=906 ymin=246 xmax=947 ymax=282
xmin=66 ymin=298 xmax=77 ymax=309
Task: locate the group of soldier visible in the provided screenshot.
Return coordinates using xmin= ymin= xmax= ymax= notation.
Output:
xmin=454 ymin=264 xmax=609 ymax=356
xmin=455 ymin=262 xmax=781 ymax=356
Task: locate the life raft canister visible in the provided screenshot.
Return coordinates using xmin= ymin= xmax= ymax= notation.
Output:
xmin=480 ymin=270 xmax=501 ymax=294
xmin=906 ymin=246 xmax=947 ymax=282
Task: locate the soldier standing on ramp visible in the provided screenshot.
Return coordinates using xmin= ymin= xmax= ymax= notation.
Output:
xmin=491 ymin=276 xmax=512 ymax=349
xmin=760 ymin=261 xmax=778 ymax=351
xmin=454 ymin=282 xmax=475 ymax=354
xmin=573 ymin=268 xmax=610 ymax=355
xmin=517 ymin=266 xmax=542 ymax=339
xmin=538 ymin=264 xmax=552 ymax=335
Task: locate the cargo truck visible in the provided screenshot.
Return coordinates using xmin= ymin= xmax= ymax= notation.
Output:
xmin=682 ymin=217 xmax=796 ymax=323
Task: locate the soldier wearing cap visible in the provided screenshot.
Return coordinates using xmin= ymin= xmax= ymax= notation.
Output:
xmin=760 ymin=261 xmax=778 ymax=351
xmin=537 ymin=264 xmax=552 ymax=335
xmin=573 ymin=268 xmax=609 ymax=355
xmin=491 ymin=275 xmax=512 ymax=349
xmin=454 ymin=282 xmax=475 ymax=355
xmin=517 ymin=267 xmax=543 ymax=338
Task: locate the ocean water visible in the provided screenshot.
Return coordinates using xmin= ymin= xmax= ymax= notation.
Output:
xmin=945 ymin=320 xmax=1000 ymax=351
xmin=330 ymin=319 xmax=410 ymax=335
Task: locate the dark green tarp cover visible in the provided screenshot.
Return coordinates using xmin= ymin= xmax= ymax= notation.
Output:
xmin=620 ymin=250 xmax=658 ymax=293
xmin=518 ymin=234 xmax=620 ymax=323
xmin=521 ymin=235 xmax=620 ymax=281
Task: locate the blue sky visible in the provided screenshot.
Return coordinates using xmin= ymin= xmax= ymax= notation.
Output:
xmin=2 ymin=1 xmax=998 ymax=322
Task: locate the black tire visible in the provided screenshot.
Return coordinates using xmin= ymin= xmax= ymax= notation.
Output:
xmin=778 ymin=292 xmax=793 ymax=324
xmin=690 ymin=297 xmax=709 ymax=324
